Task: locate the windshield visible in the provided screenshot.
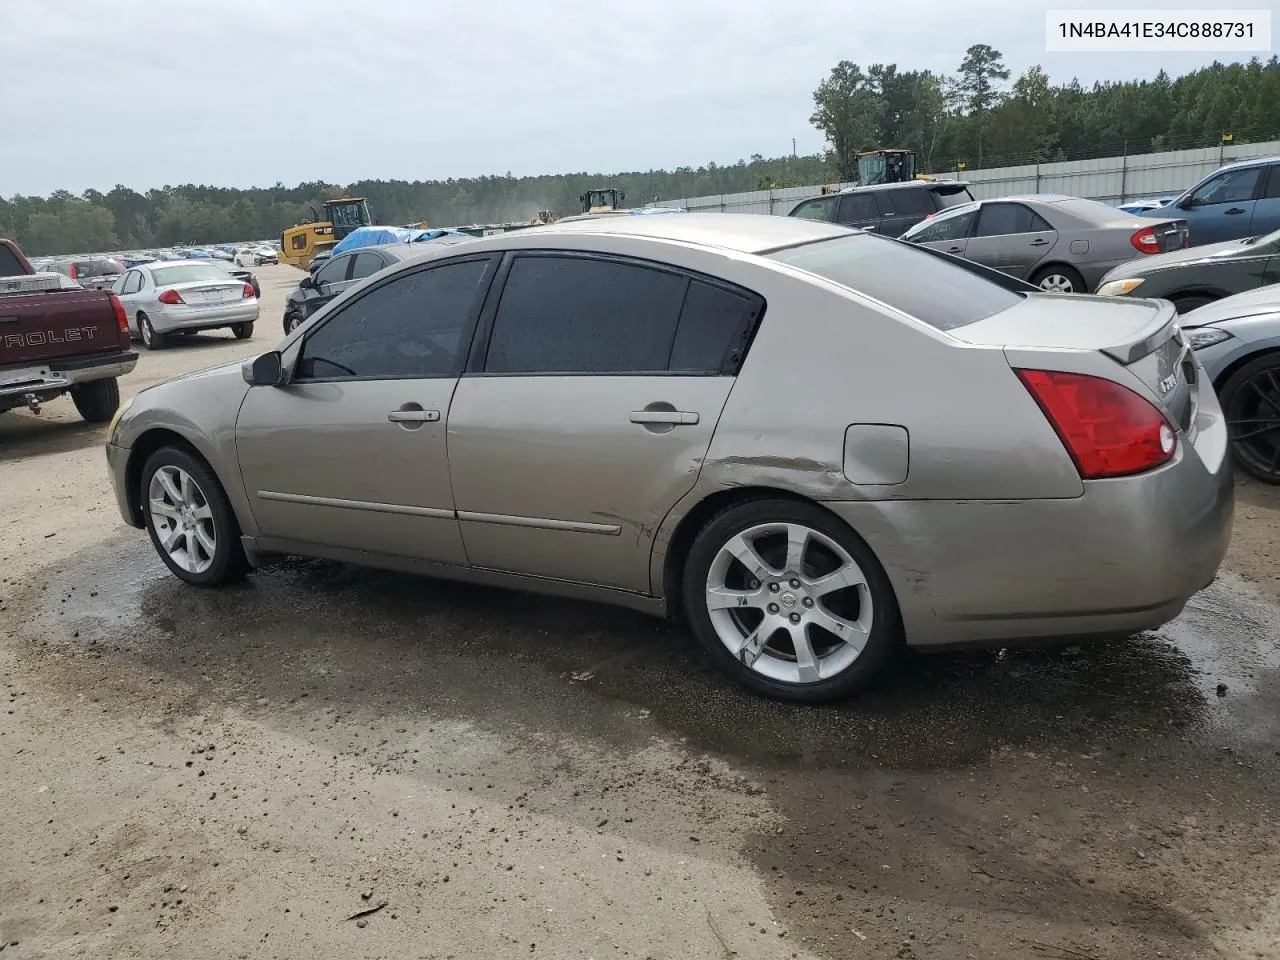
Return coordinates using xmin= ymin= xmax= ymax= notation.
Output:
xmin=768 ymin=234 xmax=1022 ymax=331
xmin=150 ymin=263 xmax=231 ymax=284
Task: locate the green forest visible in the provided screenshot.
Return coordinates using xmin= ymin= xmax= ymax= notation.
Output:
xmin=6 ymin=54 xmax=1280 ymax=257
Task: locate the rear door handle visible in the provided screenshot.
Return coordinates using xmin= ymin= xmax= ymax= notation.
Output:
xmin=387 ymin=409 xmax=440 ymax=423
xmin=630 ymin=410 xmax=699 ymax=425
xmin=1225 ymin=207 xmax=1247 ymax=215
xmin=1029 ymin=238 xmax=1050 ymax=246
xmin=946 ymin=245 xmax=964 ymax=253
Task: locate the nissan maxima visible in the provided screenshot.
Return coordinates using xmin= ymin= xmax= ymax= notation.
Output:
xmin=105 ymin=214 xmax=1233 ymax=702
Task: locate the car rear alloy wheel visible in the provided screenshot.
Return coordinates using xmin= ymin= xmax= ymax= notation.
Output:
xmin=683 ymin=500 xmax=899 ymax=701
xmin=286 ymin=312 xmax=304 ymax=334
xmin=1031 ymin=265 xmax=1085 ymax=294
xmin=141 ymin=447 xmax=248 ymax=585
xmin=139 ymin=312 xmax=164 ymax=350
xmin=1220 ymin=354 xmax=1280 ymax=483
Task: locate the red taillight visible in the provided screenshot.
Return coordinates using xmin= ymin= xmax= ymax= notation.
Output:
xmin=1015 ymin=369 xmax=1176 ymax=479
xmin=1129 ymin=226 xmax=1160 ymax=254
xmin=107 ymin=292 xmax=128 ymax=333
xmin=242 ymin=283 xmax=255 ymax=299
xmin=68 ymin=264 xmax=78 ymax=280
xmin=157 ymin=289 xmax=184 ymax=305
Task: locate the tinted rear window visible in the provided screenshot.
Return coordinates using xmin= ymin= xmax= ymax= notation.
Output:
xmin=767 ymin=234 xmax=1022 ymax=331
xmin=76 ymin=259 xmax=124 ymax=277
xmin=933 ymin=186 xmax=975 ymax=208
xmin=0 ymin=245 xmax=25 ymax=276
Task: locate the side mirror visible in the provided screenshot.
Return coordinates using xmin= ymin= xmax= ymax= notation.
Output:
xmin=299 ymin=274 xmax=316 ymax=290
xmin=243 ymin=351 xmax=287 ymax=387
xmin=1177 ymin=196 xmax=1193 ymax=210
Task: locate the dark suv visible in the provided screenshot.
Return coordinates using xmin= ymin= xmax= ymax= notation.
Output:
xmin=788 ymin=181 xmax=974 ymax=237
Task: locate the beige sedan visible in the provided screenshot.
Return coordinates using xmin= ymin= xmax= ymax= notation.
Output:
xmin=105 ymin=214 xmax=1232 ymax=701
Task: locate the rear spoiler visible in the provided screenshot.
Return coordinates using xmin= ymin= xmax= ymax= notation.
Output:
xmin=1100 ymin=299 xmax=1180 ymax=364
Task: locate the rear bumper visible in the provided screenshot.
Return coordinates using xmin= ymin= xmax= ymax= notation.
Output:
xmin=824 ymin=390 xmax=1234 ymax=647
xmin=0 ymin=350 xmax=138 ymax=400
xmin=150 ymin=300 xmax=260 ymax=334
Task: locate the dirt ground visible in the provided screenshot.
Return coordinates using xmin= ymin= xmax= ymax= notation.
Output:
xmin=2 ymin=265 xmax=1279 ymax=959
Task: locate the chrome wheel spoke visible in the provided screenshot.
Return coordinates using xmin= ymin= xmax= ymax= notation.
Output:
xmin=149 ymin=497 xmax=181 ymax=520
xmin=784 ymin=524 xmax=808 ymax=574
xmin=736 ymin=625 xmax=768 ymax=668
xmin=790 ymin=625 xmax=821 ymax=684
xmin=810 ymin=606 xmax=868 ymax=647
xmin=806 ymin=562 xmax=866 ymax=598
xmin=179 ymin=471 xmax=195 ymax=507
xmin=706 ymin=584 xmax=766 ymax=611
xmin=723 ymin=533 xmax=778 ymax=580
xmin=192 ymin=503 xmax=213 ymax=521
xmin=194 ymin=524 xmax=216 ymax=557
xmin=161 ymin=524 xmax=185 ymax=552
xmin=157 ymin=470 xmax=183 ymax=506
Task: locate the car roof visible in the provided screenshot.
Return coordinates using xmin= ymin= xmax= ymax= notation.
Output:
xmin=512 ymin=212 xmax=852 ymax=254
xmin=1213 ymin=154 xmax=1280 ymax=173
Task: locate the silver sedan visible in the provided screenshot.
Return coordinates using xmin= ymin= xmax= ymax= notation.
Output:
xmin=105 ymin=214 xmax=1232 ymax=702
xmin=901 ymin=194 xmax=1190 ymax=293
xmin=111 ymin=261 xmax=260 ymax=349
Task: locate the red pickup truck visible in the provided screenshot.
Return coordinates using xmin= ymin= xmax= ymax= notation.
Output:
xmin=0 ymin=238 xmax=137 ymax=422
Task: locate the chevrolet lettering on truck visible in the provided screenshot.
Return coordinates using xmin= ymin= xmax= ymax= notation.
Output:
xmin=0 ymin=238 xmax=137 ymax=421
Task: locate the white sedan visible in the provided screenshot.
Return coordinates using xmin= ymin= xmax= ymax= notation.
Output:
xmin=111 ymin=261 xmax=260 ymax=349
xmin=235 ymin=246 xmax=278 ymax=267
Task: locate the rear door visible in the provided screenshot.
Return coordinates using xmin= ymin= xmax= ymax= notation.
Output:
xmin=835 ymin=192 xmax=881 ymax=231
xmin=1250 ymin=163 xmax=1280 ymax=238
xmin=875 ymin=186 xmax=934 ymax=237
xmin=446 ymin=252 xmax=762 ymax=593
xmin=968 ymin=202 xmax=1058 ymax=278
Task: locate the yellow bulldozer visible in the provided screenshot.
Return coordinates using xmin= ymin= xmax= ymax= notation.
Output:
xmin=279 ymin=197 xmax=417 ymax=268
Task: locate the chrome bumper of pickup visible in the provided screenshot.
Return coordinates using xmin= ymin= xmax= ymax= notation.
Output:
xmin=0 ymin=350 xmax=138 ymax=399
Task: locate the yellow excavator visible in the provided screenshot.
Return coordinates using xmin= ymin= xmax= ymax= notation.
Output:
xmin=280 ymin=198 xmax=413 ymax=268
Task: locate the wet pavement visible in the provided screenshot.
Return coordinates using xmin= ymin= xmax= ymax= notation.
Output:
xmin=5 ymin=533 xmax=1279 ymax=958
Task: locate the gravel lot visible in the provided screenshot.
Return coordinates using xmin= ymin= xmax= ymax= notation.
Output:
xmin=2 ymin=264 xmax=1279 ymax=959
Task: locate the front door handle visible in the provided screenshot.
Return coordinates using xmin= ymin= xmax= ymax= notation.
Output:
xmin=1029 ymin=238 xmax=1050 ymax=246
xmin=946 ymin=245 xmax=964 ymax=253
xmin=387 ymin=409 xmax=440 ymax=423
xmin=630 ymin=410 xmax=699 ymax=426
xmin=1225 ymin=207 xmax=1247 ymax=215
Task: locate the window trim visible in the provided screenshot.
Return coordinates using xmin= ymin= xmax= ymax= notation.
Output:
xmin=293 ymin=253 xmax=499 ymax=384
xmin=465 ymin=249 xmax=767 ymax=379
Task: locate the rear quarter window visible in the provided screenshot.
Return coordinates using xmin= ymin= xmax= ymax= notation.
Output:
xmin=0 ymin=245 xmax=26 ymax=276
xmin=768 ymin=234 xmax=1022 ymax=331
xmin=933 ymin=186 xmax=975 ymax=209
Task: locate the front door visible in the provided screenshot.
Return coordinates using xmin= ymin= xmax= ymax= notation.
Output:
xmin=447 ymin=253 xmax=762 ymax=593
xmin=836 ymin=192 xmax=881 ymax=232
xmin=1179 ymin=164 xmax=1264 ymax=245
xmin=235 ymin=255 xmax=497 ymax=565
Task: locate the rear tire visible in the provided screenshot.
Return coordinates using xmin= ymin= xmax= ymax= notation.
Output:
xmin=1031 ymin=264 xmax=1086 ymax=294
xmin=681 ymin=498 xmax=901 ymax=702
xmin=231 ymin=321 xmax=254 ymax=340
xmin=1219 ymin=353 xmax=1280 ymax=484
xmin=140 ymin=446 xmax=248 ymax=586
xmin=284 ymin=312 xmax=304 ymax=334
xmin=70 ymin=377 xmax=120 ymax=423
xmin=139 ymin=312 xmax=165 ymax=350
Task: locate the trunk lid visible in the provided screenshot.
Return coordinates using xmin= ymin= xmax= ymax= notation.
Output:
xmin=952 ymin=293 xmax=1195 ymax=431
xmin=1141 ymin=218 xmax=1190 ymax=253
xmin=0 ymin=288 xmax=123 ymax=366
xmin=166 ymin=280 xmax=249 ymax=304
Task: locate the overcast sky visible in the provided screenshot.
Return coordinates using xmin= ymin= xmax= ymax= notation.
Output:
xmin=0 ymin=0 xmax=1267 ymax=196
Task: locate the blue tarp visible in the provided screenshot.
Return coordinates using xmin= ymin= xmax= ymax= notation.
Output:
xmin=331 ymin=226 xmax=465 ymax=256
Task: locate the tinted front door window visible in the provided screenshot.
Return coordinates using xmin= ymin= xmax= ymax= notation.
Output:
xmin=300 ymin=259 xmax=489 ymax=379
xmin=837 ymin=193 xmax=879 ymax=225
xmin=313 ymin=255 xmax=351 ymax=286
xmin=791 ymin=199 xmax=833 ymax=221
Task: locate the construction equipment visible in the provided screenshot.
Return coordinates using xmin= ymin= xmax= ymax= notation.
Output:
xmin=279 ymin=198 xmax=384 ymax=268
xmin=580 ymin=188 xmax=625 ymax=214
xmin=855 ymin=149 xmax=920 ymax=186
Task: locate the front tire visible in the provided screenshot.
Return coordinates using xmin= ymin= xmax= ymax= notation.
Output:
xmin=139 ymin=312 xmax=165 ymax=350
xmin=1171 ymin=294 xmax=1215 ymax=314
xmin=1031 ymin=264 xmax=1086 ymax=294
xmin=231 ymin=321 xmax=254 ymax=340
xmin=140 ymin=446 xmax=248 ymax=585
xmin=70 ymin=377 xmax=120 ymax=423
xmin=681 ymin=498 xmax=901 ymax=702
xmin=1220 ymin=353 xmax=1280 ymax=484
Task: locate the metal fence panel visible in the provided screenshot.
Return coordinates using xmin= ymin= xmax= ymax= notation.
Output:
xmin=647 ymin=141 xmax=1280 ymax=214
